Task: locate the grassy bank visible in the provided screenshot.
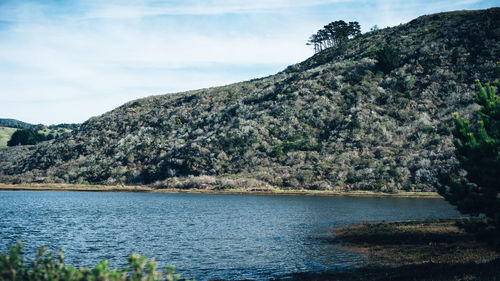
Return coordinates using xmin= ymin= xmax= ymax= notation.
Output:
xmin=280 ymin=219 xmax=500 ymax=280
xmin=0 ymin=183 xmax=441 ymax=198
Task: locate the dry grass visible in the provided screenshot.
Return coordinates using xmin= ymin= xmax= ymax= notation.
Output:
xmin=0 ymin=183 xmax=153 ymax=192
xmin=333 ymin=219 xmax=499 ymax=266
xmin=0 ymin=183 xmax=442 ymax=198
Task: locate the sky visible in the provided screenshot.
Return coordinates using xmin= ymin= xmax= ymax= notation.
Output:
xmin=0 ymin=0 xmax=497 ymax=125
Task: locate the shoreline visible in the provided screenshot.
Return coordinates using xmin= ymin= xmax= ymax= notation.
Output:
xmin=281 ymin=219 xmax=500 ymax=280
xmin=0 ymin=183 xmax=442 ymax=198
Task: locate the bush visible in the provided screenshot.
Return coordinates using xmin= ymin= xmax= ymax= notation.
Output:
xmin=375 ymin=44 xmax=400 ymax=74
xmin=7 ymin=128 xmax=51 ymax=146
xmin=438 ymin=76 xmax=500 ymax=249
xmin=0 ymin=241 xmax=191 ymax=281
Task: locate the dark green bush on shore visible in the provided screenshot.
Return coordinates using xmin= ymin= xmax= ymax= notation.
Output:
xmin=438 ymin=73 xmax=500 ymax=250
xmin=0 ymin=241 xmax=191 ymax=281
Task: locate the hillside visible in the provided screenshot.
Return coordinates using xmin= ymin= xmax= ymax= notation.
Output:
xmin=0 ymin=119 xmax=78 ymax=148
xmin=0 ymin=118 xmax=33 ymax=129
xmin=0 ymin=8 xmax=499 ymax=191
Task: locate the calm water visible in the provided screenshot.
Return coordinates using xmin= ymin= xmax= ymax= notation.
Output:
xmin=0 ymin=191 xmax=461 ymax=280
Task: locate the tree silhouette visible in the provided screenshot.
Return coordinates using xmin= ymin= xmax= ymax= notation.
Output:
xmin=307 ymin=20 xmax=361 ymax=53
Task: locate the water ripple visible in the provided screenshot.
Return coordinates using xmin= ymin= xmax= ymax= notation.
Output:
xmin=0 ymin=191 xmax=461 ymax=280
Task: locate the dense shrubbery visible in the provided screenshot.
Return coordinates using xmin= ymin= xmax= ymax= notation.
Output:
xmin=0 ymin=242 xmax=189 ymax=281
xmin=0 ymin=8 xmax=499 ymax=191
xmin=375 ymin=44 xmax=400 ymax=74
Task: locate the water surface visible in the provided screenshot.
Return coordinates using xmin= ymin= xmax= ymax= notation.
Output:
xmin=0 ymin=191 xmax=461 ymax=280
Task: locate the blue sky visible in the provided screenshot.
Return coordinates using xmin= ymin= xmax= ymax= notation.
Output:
xmin=0 ymin=0 xmax=497 ymax=125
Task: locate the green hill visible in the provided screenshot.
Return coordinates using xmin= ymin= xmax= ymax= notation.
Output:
xmin=0 ymin=121 xmax=77 ymax=147
xmin=0 ymin=8 xmax=499 ymax=191
xmin=0 ymin=118 xmax=33 ymax=129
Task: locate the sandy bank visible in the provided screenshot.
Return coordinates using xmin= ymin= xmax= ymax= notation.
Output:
xmin=0 ymin=183 xmax=441 ymax=198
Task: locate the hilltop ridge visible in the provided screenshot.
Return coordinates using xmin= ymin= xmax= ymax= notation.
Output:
xmin=0 ymin=118 xmax=33 ymax=129
xmin=1 ymin=8 xmax=499 ymax=191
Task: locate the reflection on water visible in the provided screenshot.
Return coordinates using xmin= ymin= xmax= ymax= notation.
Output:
xmin=0 ymin=191 xmax=460 ymax=280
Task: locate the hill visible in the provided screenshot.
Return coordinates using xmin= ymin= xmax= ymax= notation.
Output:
xmin=0 ymin=118 xmax=33 ymax=129
xmin=0 ymin=8 xmax=499 ymax=191
xmin=0 ymin=119 xmax=78 ymax=148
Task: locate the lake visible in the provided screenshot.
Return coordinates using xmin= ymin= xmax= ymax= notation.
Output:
xmin=0 ymin=191 xmax=461 ymax=280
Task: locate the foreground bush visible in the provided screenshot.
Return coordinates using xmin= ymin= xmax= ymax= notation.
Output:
xmin=438 ymin=73 xmax=500 ymax=249
xmin=0 ymin=241 xmax=191 ymax=281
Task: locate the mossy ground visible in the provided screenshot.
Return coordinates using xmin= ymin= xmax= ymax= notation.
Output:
xmin=279 ymin=219 xmax=500 ymax=280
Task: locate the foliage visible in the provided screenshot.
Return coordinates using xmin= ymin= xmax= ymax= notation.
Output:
xmin=375 ymin=44 xmax=400 ymax=74
xmin=0 ymin=118 xmax=79 ymax=130
xmin=7 ymin=128 xmax=51 ymax=146
xmin=6 ymin=125 xmax=73 ymax=147
xmin=438 ymin=76 xmax=500 ymax=248
xmin=0 ymin=118 xmax=33 ymax=129
xmin=0 ymin=241 xmax=189 ymax=281
xmin=307 ymin=20 xmax=361 ymax=53
xmin=47 ymin=123 xmax=80 ymax=130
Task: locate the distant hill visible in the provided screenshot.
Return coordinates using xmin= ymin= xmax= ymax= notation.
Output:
xmin=0 ymin=8 xmax=499 ymax=191
xmin=0 ymin=119 xmax=79 ymax=147
xmin=0 ymin=118 xmax=79 ymax=130
xmin=47 ymin=123 xmax=80 ymax=130
xmin=0 ymin=119 xmax=34 ymax=129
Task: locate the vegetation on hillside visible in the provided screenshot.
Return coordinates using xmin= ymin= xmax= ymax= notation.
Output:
xmin=0 ymin=118 xmax=79 ymax=130
xmin=6 ymin=126 xmax=73 ymax=147
xmin=0 ymin=119 xmax=33 ymax=129
xmin=0 ymin=8 xmax=499 ymax=191
xmin=7 ymin=128 xmax=54 ymax=146
xmin=0 ymin=119 xmax=78 ymax=147
xmin=0 ymin=242 xmax=189 ymax=281
xmin=438 ymin=73 xmax=500 ymax=249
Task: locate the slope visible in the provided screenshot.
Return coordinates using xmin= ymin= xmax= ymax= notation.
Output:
xmin=0 ymin=119 xmax=33 ymax=129
xmin=1 ymin=8 xmax=499 ymax=191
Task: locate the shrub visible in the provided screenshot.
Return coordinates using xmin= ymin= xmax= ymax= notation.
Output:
xmin=7 ymin=128 xmax=49 ymax=146
xmin=0 ymin=241 xmax=191 ymax=281
xmin=438 ymin=76 xmax=500 ymax=249
xmin=375 ymin=44 xmax=400 ymax=74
